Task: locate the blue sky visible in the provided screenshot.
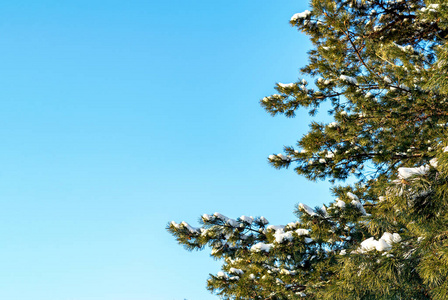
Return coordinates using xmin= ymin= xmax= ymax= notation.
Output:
xmin=0 ymin=1 xmax=333 ymax=299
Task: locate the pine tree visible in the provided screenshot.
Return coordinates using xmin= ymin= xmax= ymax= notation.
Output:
xmin=168 ymin=1 xmax=448 ymax=299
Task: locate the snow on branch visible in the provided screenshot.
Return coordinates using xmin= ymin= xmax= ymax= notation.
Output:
xmin=354 ymin=232 xmax=402 ymax=253
xmin=290 ymin=10 xmax=312 ymax=22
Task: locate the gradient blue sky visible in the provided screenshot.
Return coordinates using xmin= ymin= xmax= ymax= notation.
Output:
xmin=0 ymin=1 xmax=334 ymax=299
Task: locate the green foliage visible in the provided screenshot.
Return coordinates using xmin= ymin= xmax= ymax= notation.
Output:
xmin=169 ymin=1 xmax=448 ymax=299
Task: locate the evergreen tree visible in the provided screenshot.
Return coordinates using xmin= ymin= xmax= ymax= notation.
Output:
xmin=168 ymin=1 xmax=448 ymax=299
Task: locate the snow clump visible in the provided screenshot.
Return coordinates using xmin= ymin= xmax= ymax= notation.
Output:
xmin=239 ymin=215 xmax=254 ymax=224
xmin=356 ymin=232 xmax=402 ymax=253
xmin=273 ymin=229 xmax=294 ymax=243
xmin=347 ymin=192 xmax=367 ymax=215
xmin=290 ymin=10 xmax=312 ymax=22
xmin=334 ymin=198 xmax=346 ymax=209
xmin=278 ymin=83 xmax=295 ymax=88
xmin=339 ymin=75 xmax=357 ymax=84
xmin=398 ymin=165 xmax=429 ymax=179
xmin=269 ymin=153 xmax=291 ymax=162
xmin=229 ymin=268 xmax=244 ymax=275
xmin=298 ymin=203 xmax=317 ymax=216
xmin=251 ymin=242 xmax=274 ymax=252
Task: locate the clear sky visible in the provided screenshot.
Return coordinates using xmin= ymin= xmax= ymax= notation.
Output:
xmin=0 ymin=1 xmax=333 ymax=299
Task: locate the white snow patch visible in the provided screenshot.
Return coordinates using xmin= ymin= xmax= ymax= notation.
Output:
xmin=181 ymin=221 xmax=199 ymax=233
xmin=357 ymin=232 xmax=401 ymax=253
xmin=286 ymin=222 xmax=298 ymax=229
xmin=229 ymin=268 xmax=244 ymax=275
xmin=335 ymin=198 xmax=346 ymax=209
xmin=170 ymin=221 xmax=180 ymax=229
xmin=321 ymin=205 xmax=329 ymax=218
xmin=273 ymin=229 xmax=294 ymax=243
xmin=340 ymin=75 xmax=357 ymax=84
xmin=214 ymin=212 xmax=228 ymax=221
xmin=299 ymin=203 xmax=316 ymax=216
xmin=398 ymin=165 xmax=429 ymax=179
xmin=326 ymin=151 xmax=335 ymax=158
xmin=226 ymin=218 xmax=239 ymax=227
xmin=347 ymin=192 xmax=359 ymax=201
xmin=296 ymin=228 xmax=310 ymax=236
xmin=277 ymin=153 xmax=291 ymax=161
xmin=430 ymin=158 xmax=438 ymax=168
xmin=290 ymin=10 xmax=311 ymax=21
xmin=351 ymin=200 xmax=367 ymax=215
xmin=278 ymin=83 xmax=295 ymax=88
xmin=259 ymin=216 xmax=269 ymax=225
xmin=251 ymin=242 xmax=274 ymax=252
xmin=267 ymin=225 xmax=285 ymax=231
xmin=240 ymin=215 xmax=254 ymax=224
